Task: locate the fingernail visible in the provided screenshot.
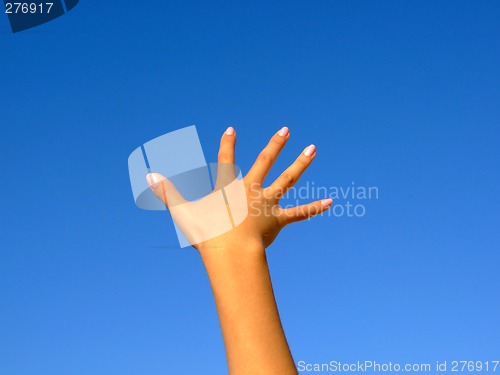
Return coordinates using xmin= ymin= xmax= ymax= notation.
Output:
xmin=278 ymin=126 xmax=289 ymax=137
xmin=146 ymin=173 xmax=161 ymax=189
xmin=304 ymin=144 xmax=316 ymax=157
xmin=225 ymin=126 xmax=235 ymax=135
xmin=321 ymin=198 xmax=333 ymax=208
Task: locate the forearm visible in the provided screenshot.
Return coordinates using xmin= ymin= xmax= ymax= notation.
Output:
xmin=200 ymin=243 xmax=297 ymax=375
xmin=147 ymin=127 xmax=325 ymax=373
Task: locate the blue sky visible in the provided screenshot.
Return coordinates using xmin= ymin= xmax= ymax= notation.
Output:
xmin=0 ymin=1 xmax=499 ymax=374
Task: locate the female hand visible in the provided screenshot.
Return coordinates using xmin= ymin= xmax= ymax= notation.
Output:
xmin=146 ymin=126 xmax=332 ymax=252
xmin=146 ymin=126 xmax=332 ymax=375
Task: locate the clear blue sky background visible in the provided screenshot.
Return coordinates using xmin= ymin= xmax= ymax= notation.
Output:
xmin=1 ymin=1 xmax=499 ymax=374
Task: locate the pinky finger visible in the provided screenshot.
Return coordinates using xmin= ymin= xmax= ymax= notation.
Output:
xmin=280 ymin=198 xmax=333 ymax=225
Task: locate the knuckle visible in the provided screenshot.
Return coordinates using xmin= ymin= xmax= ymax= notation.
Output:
xmin=218 ymin=151 xmax=231 ymax=160
xmin=297 ymin=206 xmax=308 ymax=218
xmin=270 ymin=136 xmax=285 ymax=147
xmin=296 ymin=156 xmax=310 ymax=168
xmin=280 ymin=171 xmax=295 ymax=185
xmin=258 ymin=152 xmax=272 ymax=163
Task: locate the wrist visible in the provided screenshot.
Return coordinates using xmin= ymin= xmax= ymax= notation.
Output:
xmin=198 ymin=237 xmax=267 ymax=277
xmin=197 ymin=235 xmax=264 ymax=258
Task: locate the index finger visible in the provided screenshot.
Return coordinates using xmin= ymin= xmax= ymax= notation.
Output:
xmin=215 ymin=126 xmax=237 ymax=190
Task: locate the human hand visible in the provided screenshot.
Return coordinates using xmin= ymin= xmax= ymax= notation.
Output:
xmin=146 ymin=126 xmax=332 ymax=253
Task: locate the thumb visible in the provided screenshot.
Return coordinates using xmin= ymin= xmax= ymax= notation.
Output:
xmin=146 ymin=173 xmax=186 ymax=208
